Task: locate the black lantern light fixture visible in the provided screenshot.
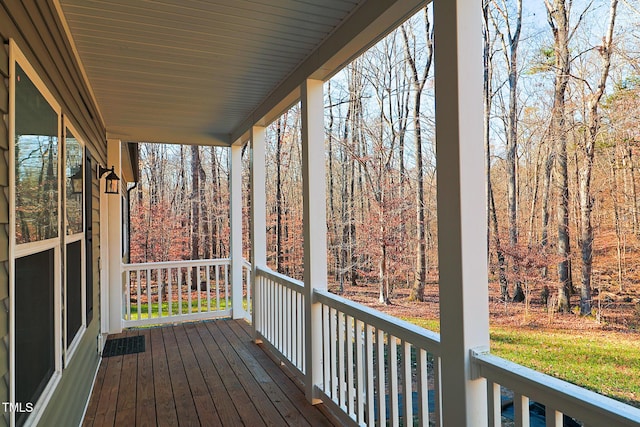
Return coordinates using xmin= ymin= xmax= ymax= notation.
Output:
xmin=70 ymin=167 xmax=83 ymax=194
xmin=97 ymin=165 xmax=120 ymax=194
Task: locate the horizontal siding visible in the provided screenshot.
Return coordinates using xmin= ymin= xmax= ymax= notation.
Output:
xmin=0 ymin=79 xmax=6 ymax=114
xmin=0 ymin=113 xmax=7 ymax=150
xmin=0 ymin=156 xmax=6 ymax=187
xmin=1 ymin=0 xmax=107 ymax=164
xmin=0 ymin=227 xmax=6 ymax=263
xmin=1 ymin=1 xmax=107 ymax=426
xmin=0 ymin=39 xmax=7 ymax=77
xmin=0 ymin=263 xmax=7 ymax=300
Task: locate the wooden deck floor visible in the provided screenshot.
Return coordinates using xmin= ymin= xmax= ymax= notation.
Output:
xmin=83 ymin=319 xmax=335 ymax=427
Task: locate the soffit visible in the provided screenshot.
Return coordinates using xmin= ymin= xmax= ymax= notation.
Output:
xmin=57 ymin=0 xmax=424 ymax=147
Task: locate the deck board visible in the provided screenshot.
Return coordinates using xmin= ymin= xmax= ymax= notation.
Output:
xmin=82 ymin=319 xmax=336 ymax=427
xmin=114 ymin=330 xmax=139 ymax=426
xmin=205 ymin=321 xmax=288 ymax=426
xmin=196 ymin=321 xmax=266 ymax=427
xmin=230 ymin=320 xmax=335 ymax=427
xmin=135 ymin=329 xmax=157 ymax=427
xmin=183 ymin=323 xmax=243 ymax=425
xmin=162 ymin=326 xmax=201 ymax=426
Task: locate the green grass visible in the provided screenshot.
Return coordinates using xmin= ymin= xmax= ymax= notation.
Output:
xmin=402 ymin=317 xmax=640 ymax=408
xmin=128 ymin=299 xmax=230 ymax=319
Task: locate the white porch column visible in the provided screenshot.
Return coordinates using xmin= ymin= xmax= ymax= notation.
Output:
xmin=433 ymin=0 xmax=489 ymax=425
xmin=106 ymin=138 xmax=123 ymax=334
xmin=250 ymin=126 xmax=267 ymax=337
xmin=301 ymin=78 xmax=327 ymax=403
xmin=230 ymin=144 xmax=244 ymax=319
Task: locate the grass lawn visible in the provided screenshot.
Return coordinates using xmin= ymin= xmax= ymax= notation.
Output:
xmin=403 ymin=317 xmax=640 ymax=408
xmin=128 ymin=299 xmax=230 ymax=319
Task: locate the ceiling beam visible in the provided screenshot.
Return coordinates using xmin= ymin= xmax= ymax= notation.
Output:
xmin=107 ymin=129 xmax=231 ymax=147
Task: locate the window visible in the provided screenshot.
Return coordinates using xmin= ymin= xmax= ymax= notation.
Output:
xmin=10 ymin=42 xmax=63 ymax=427
xmin=15 ymin=251 xmax=55 ymax=427
xmin=14 ymin=63 xmax=59 ymax=244
xmin=66 ymin=240 xmax=83 ymax=348
xmin=65 ymin=130 xmax=83 ymax=235
xmin=64 ymin=126 xmax=86 ymax=359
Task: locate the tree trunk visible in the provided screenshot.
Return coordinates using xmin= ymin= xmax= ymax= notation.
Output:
xmin=276 ymin=117 xmax=284 ymax=273
xmin=190 ymin=145 xmax=201 ymax=289
xmin=610 ymin=148 xmax=625 ymax=292
xmin=546 ymin=0 xmax=572 ymax=312
xmin=327 ymin=81 xmax=340 ymax=283
xmin=579 ymin=0 xmax=618 ymax=315
xmin=626 ymin=143 xmax=639 ymax=236
xmin=210 ymin=147 xmax=219 ymax=258
xmin=402 ymin=10 xmax=433 ymax=302
xmin=483 ymin=0 xmax=509 ymax=299
xmin=504 ymin=0 xmax=524 ymax=302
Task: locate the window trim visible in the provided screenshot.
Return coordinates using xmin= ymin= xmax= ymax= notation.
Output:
xmin=9 ymin=39 xmax=63 ymax=427
xmin=63 ymin=121 xmax=87 ymax=366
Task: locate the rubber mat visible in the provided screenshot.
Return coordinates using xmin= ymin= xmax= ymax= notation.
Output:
xmin=102 ymin=335 xmax=145 ymax=357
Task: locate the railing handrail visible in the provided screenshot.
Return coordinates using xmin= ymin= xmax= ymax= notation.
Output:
xmin=472 ymin=350 xmax=640 ymax=426
xmin=255 ymin=266 xmax=304 ymax=291
xmin=314 ymin=289 xmax=441 ymax=355
xmin=123 ymin=258 xmax=231 ymax=271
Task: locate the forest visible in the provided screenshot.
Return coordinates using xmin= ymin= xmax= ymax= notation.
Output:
xmin=130 ymin=0 xmax=640 ymax=330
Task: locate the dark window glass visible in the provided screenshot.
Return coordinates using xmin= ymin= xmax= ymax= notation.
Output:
xmin=16 ymin=250 xmax=55 ymax=426
xmin=15 ymin=64 xmax=59 ymax=244
xmin=66 ymin=240 xmax=82 ymax=347
xmin=85 ymin=152 xmax=94 ymax=325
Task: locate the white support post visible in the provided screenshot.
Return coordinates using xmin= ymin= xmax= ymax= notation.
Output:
xmin=251 ymin=126 xmax=267 ymax=338
xmin=301 ymin=78 xmax=327 ymax=404
xmin=230 ymin=144 xmax=244 ymax=319
xmin=433 ymin=0 xmax=489 ymax=425
xmin=106 ymin=138 xmax=123 ymax=334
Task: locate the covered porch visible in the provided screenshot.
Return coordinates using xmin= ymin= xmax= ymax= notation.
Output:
xmin=82 ymin=319 xmax=334 ymax=427
xmin=3 ymin=0 xmax=637 ymax=425
xmin=82 ymin=0 xmax=640 ymax=425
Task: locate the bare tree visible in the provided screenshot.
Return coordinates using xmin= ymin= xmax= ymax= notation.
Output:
xmin=577 ymin=0 xmax=618 ymax=315
xmin=484 ymin=0 xmax=509 ymax=300
xmin=545 ymin=0 xmax=573 ymax=312
xmin=402 ymin=8 xmax=433 ymax=302
xmin=491 ymin=0 xmax=525 ymax=301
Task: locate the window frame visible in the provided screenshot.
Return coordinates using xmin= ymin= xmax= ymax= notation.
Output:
xmin=62 ymin=121 xmax=86 ymax=366
xmin=9 ymin=40 xmax=63 ymax=427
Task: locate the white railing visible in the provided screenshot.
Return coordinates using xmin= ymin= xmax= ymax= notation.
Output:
xmin=122 ymin=259 xmax=231 ymax=327
xmin=314 ymin=290 xmax=442 ymax=427
xmin=472 ymin=350 xmax=640 ymax=427
xmin=254 ymin=266 xmax=306 ymax=376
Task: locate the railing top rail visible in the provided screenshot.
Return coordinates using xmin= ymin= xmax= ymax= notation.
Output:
xmin=242 ymin=259 xmax=251 ymax=269
xmin=255 ymin=266 xmax=304 ymax=291
xmin=123 ymin=258 xmax=231 ymax=271
xmin=472 ymin=351 xmax=640 ymax=427
xmin=314 ymin=289 xmax=441 ymax=354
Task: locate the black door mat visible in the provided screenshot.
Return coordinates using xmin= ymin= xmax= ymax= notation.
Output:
xmin=102 ymin=335 xmax=145 ymax=357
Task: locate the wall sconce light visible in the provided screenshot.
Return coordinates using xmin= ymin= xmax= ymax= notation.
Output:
xmin=97 ymin=165 xmax=120 ymax=194
xmin=70 ymin=167 xmax=83 ymax=194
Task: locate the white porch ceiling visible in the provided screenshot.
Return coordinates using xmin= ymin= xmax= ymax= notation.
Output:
xmin=57 ymin=0 xmax=424 ymax=146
